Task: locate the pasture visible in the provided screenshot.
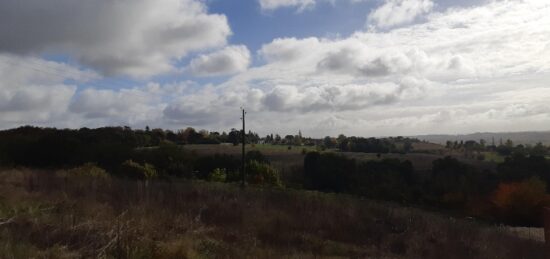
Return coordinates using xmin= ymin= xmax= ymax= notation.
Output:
xmin=182 ymin=144 xmax=497 ymax=177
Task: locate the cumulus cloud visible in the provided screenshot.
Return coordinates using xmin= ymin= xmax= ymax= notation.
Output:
xmin=214 ymin=0 xmax=550 ymax=135
xmin=262 ymin=83 xmax=400 ymax=112
xmin=0 ymin=0 xmax=231 ymax=78
xmin=70 ymin=88 xmax=158 ymax=120
xmin=259 ymin=0 xmax=316 ymax=11
xmin=187 ymin=45 xmax=251 ymax=77
xmin=2 ymin=0 xmax=550 ymax=137
xmin=368 ymin=0 xmax=434 ymax=28
xmin=0 ymin=54 xmax=96 ymax=127
xmin=259 ymin=38 xmax=321 ymax=63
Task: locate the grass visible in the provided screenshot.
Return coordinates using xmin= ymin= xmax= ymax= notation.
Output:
xmin=482 ymin=152 xmax=506 ymax=163
xmin=184 ymin=144 xmax=497 ymax=174
xmin=183 ymin=144 xmax=318 ymax=156
xmin=0 ymin=168 xmax=544 ymax=258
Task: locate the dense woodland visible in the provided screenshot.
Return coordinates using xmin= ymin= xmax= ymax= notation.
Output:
xmin=0 ymin=126 xmax=550 ymax=226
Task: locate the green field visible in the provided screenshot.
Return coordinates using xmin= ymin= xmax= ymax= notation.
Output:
xmin=183 ymin=143 xmax=319 ymax=155
xmin=183 ymin=144 xmax=497 ymax=175
xmin=482 ymin=152 xmax=506 ymax=163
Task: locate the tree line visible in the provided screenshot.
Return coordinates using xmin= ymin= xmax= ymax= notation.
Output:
xmin=446 ymin=139 xmax=549 ymax=158
xmin=302 ymin=151 xmax=550 ymax=226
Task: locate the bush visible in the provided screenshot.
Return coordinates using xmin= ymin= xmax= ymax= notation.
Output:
xmin=132 ymin=143 xmax=195 ymax=178
xmin=429 ymin=156 xmax=495 ymax=205
xmin=194 ymin=154 xmax=240 ymax=180
xmin=351 ymin=159 xmax=414 ymax=202
xmin=57 ymin=163 xmax=110 ymax=179
xmin=492 ymin=177 xmax=550 ymax=225
xmin=246 ymin=150 xmax=269 ymax=164
xmin=208 ymin=168 xmax=227 ymax=183
xmin=497 ymin=154 xmax=550 ymax=185
xmin=476 ymin=153 xmax=485 ymax=161
xmin=119 ymin=160 xmax=158 ymax=180
xmin=303 ymin=152 xmax=354 ymax=192
xmin=246 ymin=160 xmax=282 ymax=187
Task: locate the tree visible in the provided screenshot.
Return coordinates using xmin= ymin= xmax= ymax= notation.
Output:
xmin=492 ymin=177 xmax=549 ymax=225
xmin=351 ymin=159 xmax=415 ymax=201
xmin=430 ymin=156 xmax=495 ymax=204
xmin=274 ymin=134 xmax=282 ymax=144
xmin=323 ymin=136 xmax=335 ymax=148
xmin=497 ymin=154 xmax=550 ymax=185
xmin=227 ymin=128 xmax=241 ymax=146
xmin=530 ymin=142 xmax=547 ymax=157
xmin=284 ymin=135 xmax=294 ymax=145
xmin=303 ymin=152 xmax=355 ymax=192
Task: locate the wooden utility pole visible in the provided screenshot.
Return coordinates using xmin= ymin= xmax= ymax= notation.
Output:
xmin=544 ymin=207 xmax=550 ymax=259
xmin=241 ymin=108 xmax=246 ymax=188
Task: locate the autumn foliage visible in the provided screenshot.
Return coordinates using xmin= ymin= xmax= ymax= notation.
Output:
xmin=492 ymin=177 xmax=550 ymax=225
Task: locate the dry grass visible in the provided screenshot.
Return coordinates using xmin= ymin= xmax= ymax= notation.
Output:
xmin=0 ymin=168 xmax=544 ymax=258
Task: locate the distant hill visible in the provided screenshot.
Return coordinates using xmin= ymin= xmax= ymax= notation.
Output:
xmin=413 ymin=131 xmax=550 ymax=146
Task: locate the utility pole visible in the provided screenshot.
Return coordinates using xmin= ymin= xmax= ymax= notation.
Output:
xmin=241 ymin=108 xmax=246 ymax=188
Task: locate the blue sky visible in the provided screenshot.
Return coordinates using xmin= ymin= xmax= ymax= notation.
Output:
xmin=0 ymin=0 xmax=549 ymax=137
xmin=209 ymin=0 xmax=373 ymax=52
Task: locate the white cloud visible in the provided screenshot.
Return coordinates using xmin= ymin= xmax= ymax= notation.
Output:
xmin=2 ymin=0 xmax=550 ymax=137
xmin=70 ymin=88 xmax=159 ymax=120
xmin=368 ymin=0 xmax=434 ymax=28
xmin=0 ymin=54 xmax=95 ymax=127
xmin=204 ymin=0 xmax=550 ymax=136
xmin=259 ymin=37 xmax=321 ymax=63
xmin=258 ymin=0 xmax=369 ymax=11
xmin=262 ymin=83 xmax=400 ymax=112
xmin=187 ymin=45 xmax=251 ymax=77
xmin=0 ymin=0 xmax=231 ymax=78
xmin=259 ymin=0 xmax=316 ymax=11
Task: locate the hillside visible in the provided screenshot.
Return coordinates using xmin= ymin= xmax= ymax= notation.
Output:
xmin=0 ymin=169 xmax=543 ymax=258
xmin=414 ymin=131 xmax=550 ymax=145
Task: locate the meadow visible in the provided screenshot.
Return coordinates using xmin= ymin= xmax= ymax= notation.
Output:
xmin=0 ymin=168 xmax=543 ymax=258
xmin=182 ymin=143 xmax=497 ymax=182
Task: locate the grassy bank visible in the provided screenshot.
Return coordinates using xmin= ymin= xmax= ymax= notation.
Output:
xmin=0 ymin=168 xmax=544 ymax=258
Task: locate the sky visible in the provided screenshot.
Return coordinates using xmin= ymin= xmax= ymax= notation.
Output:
xmin=0 ymin=0 xmax=549 ymax=137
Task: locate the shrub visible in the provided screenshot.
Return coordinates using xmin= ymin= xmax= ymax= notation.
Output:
xmin=246 ymin=160 xmax=282 ymax=187
xmin=351 ymin=159 xmax=414 ymax=202
xmin=497 ymin=154 xmax=550 ymax=185
xmin=208 ymin=168 xmax=227 ymax=183
xmin=303 ymin=152 xmax=354 ymax=192
xmin=429 ymin=156 xmax=495 ymax=205
xmin=492 ymin=177 xmax=550 ymax=225
xmin=119 ymin=160 xmax=157 ymax=180
xmin=246 ymin=150 xmax=269 ymax=164
xmin=132 ymin=143 xmax=195 ymax=177
xmin=476 ymin=153 xmax=485 ymax=161
xmin=59 ymin=163 xmax=110 ymax=179
xmin=194 ymin=154 xmax=240 ymax=180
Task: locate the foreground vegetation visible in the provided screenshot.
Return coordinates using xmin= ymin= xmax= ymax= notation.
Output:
xmin=0 ymin=168 xmax=543 ymax=258
xmin=2 ymin=126 xmax=550 ymax=227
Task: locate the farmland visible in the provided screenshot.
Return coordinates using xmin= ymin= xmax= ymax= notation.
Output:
xmin=182 ymin=143 xmax=497 ymax=175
